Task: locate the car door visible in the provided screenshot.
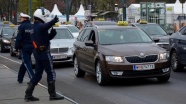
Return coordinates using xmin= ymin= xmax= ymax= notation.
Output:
xmin=177 ymin=27 xmax=186 ymax=58
xmin=83 ymin=30 xmax=97 ymax=73
xmin=74 ymin=28 xmax=92 ymax=70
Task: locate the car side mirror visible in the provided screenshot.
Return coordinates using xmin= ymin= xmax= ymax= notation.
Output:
xmin=153 ymin=38 xmax=160 ymax=43
xmin=85 ymin=40 xmax=94 ymax=46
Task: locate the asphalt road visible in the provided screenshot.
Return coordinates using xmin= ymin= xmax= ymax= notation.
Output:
xmin=1 ymin=52 xmax=186 ymax=104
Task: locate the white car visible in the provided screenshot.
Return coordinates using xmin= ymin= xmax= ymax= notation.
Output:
xmin=32 ymin=26 xmax=75 ymax=65
xmin=59 ymin=24 xmax=79 ymax=38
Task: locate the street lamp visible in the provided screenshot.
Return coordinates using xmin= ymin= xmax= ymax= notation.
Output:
xmin=30 ymin=0 xmax=32 ymax=21
xmin=122 ymin=0 xmax=126 ymax=21
xmin=65 ymin=0 xmax=69 ymax=22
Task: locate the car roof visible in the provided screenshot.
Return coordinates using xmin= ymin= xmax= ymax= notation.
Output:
xmin=87 ymin=25 xmax=138 ymax=30
xmin=53 ymin=26 xmax=69 ymax=29
xmin=131 ymin=23 xmax=158 ymax=25
xmin=89 ymin=21 xmax=117 ymax=25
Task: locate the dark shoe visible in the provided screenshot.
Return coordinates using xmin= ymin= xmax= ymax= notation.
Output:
xmin=48 ymin=81 xmax=64 ymax=100
xmin=25 ymin=83 xmax=39 ymax=101
xmin=24 ymin=96 xmax=39 ymax=101
xmin=50 ymin=93 xmax=64 ymax=100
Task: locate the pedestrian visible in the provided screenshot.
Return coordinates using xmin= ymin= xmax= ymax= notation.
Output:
xmin=24 ymin=7 xmax=64 ymax=101
xmin=15 ymin=13 xmax=35 ymax=84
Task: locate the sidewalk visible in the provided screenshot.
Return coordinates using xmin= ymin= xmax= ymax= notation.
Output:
xmin=0 ymin=64 xmax=76 ymax=104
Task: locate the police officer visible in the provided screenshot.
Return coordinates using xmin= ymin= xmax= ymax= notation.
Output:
xmin=15 ymin=13 xmax=34 ymax=84
xmin=24 ymin=7 xmax=64 ymax=101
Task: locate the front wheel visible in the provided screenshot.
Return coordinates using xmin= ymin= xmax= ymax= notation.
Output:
xmin=74 ymin=56 xmax=85 ymax=77
xmin=96 ymin=61 xmax=108 ymax=86
xmin=170 ymin=51 xmax=184 ymax=72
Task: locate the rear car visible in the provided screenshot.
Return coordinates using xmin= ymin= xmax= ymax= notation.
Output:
xmin=59 ymin=24 xmax=79 ymax=38
xmin=169 ymin=26 xmax=186 ymax=72
xmin=0 ymin=25 xmax=17 ymax=52
xmin=130 ymin=21 xmax=170 ymax=50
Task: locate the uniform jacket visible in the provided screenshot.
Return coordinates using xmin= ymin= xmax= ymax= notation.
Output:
xmin=15 ymin=20 xmax=33 ymax=49
xmin=32 ymin=19 xmax=57 ymax=49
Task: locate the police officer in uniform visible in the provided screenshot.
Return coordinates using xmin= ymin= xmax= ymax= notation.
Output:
xmin=24 ymin=7 xmax=64 ymax=101
xmin=15 ymin=13 xmax=34 ymax=83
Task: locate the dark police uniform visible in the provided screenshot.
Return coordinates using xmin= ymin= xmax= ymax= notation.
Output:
xmin=30 ymin=19 xmax=57 ymax=85
xmin=15 ymin=20 xmax=34 ymax=83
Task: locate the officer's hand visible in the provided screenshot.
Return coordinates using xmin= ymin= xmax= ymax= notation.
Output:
xmin=54 ymin=15 xmax=59 ymax=22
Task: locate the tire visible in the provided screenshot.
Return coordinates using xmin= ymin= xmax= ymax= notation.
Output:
xmin=0 ymin=44 xmax=5 ymax=53
xmin=96 ymin=61 xmax=108 ymax=86
xmin=170 ymin=51 xmax=184 ymax=72
xmin=74 ymin=56 xmax=85 ymax=77
xmin=157 ymin=75 xmax=170 ymax=82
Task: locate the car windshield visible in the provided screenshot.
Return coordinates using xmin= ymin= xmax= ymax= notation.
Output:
xmin=135 ymin=24 xmax=167 ymax=36
xmin=2 ymin=28 xmax=16 ymax=38
xmin=98 ymin=28 xmax=152 ymax=45
xmin=64 ymin=26 xmax=79 ymax=33
xmin=53 ymin=29 xmax=74 ymax=39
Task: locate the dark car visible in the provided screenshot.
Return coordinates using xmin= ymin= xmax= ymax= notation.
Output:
xmin=169 ymin=26 xmax=186 ymax=72
xmin=130 ymin=22 xmax=170 ymax=50
xmin=0 ymin=25 xmax=17 ymax=52
xmin=73 ymin=24 xmax=170 ymax=86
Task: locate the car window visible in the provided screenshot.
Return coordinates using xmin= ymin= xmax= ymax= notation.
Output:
xmin=80 ymin=29 xmax=91 ymax=42
xmin=2 ymin=28 xmax=17 ymax=38
xmin=53 ymin=29 xmax=74 ymax=39
xmin=98 ymin=28 xmax=152 ymax=45
xmin=179 ymin=26 xmax=186 ymax=35
xmin=64 ymin=26 xmax=79 ymax=33
xmin=135 ymin=24 xmax=167 ymax=36
xmin=88 ymin=30 xmax=96 ymax=43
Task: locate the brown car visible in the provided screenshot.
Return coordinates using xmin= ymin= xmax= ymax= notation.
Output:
xmin=73 ymin=25 xmax=170 ymax=86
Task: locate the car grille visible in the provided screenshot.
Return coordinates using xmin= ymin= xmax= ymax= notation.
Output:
xmin=50 ymin=48 xmax=69 ymax=53
xmin=125 ymin=55 xmax=158 ymax=63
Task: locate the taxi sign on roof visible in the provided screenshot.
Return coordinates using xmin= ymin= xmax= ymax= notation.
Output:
xmin=4 ymin=21 xmax=9 ymax=24
xmin=139 ymin=20 xmax=148 ymax=24
xmin=9 ymin=24 xmax=15 ymax=27
xmin=54 ymin=23 xmax=60 ymax=27
xmin=117 ymin=21 xmax=128 ymax=26
xmin=61 ymin=22 xmax=72 ymax=25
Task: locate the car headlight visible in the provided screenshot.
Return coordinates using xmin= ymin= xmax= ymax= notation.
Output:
xmin=3 ymin=39 xmax=10 ymax=43
xmin=69 ymin=47 xmax=74 ymax=53
xmin=159 ymin=52 xmax=169 ymax=60
xmin=105 ymin=56 xmax=123 ymax=62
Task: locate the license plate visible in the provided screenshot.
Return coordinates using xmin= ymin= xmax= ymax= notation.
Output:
xmin=133 ymin=64 xmax=155 ymax=70
xmin=52 ymin=54 xmax=67 ymax=59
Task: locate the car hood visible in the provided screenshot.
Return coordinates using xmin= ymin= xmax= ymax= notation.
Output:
xmin=50 ymin=39 xmax=75 ymax=48
xmin=99 ymin=43 xmax=166 ymax=56
xmin=150 ymin=35 xmax=170 ymax=42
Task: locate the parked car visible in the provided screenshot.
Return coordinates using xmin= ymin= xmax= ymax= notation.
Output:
xmin=169 ymin=26 xmax=186 ymax=72
xmin=60 ymin=24 xmax=79 ymax=38
xmin=0 ymin=25 xmax=18 ymax=52
xmin=73 ymin=22 xmax=170 ymax=86
xmin=130 ymin=21 xmax=171 ymax=50
xmin=31 ymin=26 xmax=75 ymax=65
